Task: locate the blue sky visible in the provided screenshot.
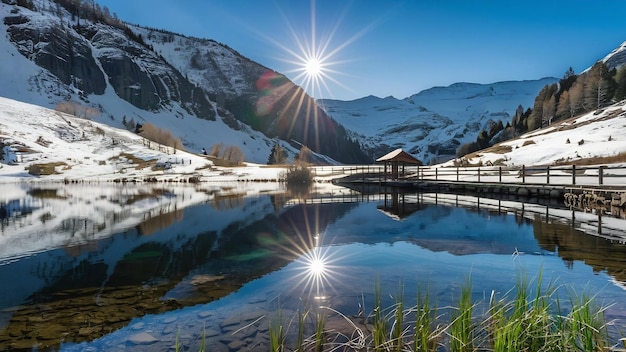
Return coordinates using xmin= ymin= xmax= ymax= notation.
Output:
xmin=96 ymin=0 xmax=626 ymax=101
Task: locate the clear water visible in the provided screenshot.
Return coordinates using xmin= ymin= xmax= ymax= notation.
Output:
xmin=1 ymin=184 xmax=625 ymax=351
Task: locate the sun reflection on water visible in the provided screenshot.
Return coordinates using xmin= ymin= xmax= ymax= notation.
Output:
xmin=283 ymin=230 xmax=346 ymax=305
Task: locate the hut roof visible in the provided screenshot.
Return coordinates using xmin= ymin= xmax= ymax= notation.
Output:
xmin=375 ymin=148 xmax=423 ymax=165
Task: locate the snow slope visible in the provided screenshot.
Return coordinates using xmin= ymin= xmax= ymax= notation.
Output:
xmin=0 ymin=96 xmax=289 ymax=183
xmin=454 ymin=100 xmax=626 ymax=167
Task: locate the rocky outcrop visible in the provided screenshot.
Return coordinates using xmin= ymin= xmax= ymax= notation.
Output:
xmin=89 ymin=25 xmax=215 ymax=119
xmin=4 ymin=12 xmax=215 ymax=118
xmin=5 ymin=16 xmax=106 ymax=95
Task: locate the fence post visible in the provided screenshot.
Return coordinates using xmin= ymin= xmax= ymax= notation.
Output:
xmin=456 ymin=167 xmax=459 ymax=181
xmin=477 ymin=168 xmax=481 ymax=183
xmin=522 ymin=165 xmax=526 ymax=184
xmin=499 ymin=166 xmax=502 ymax=183
xmin=572 ymin=165 xmax=576 ymax=185
xmin=599 ymin=166 xmax=604 ymax=185
xmin=546 ymin=166 xmax=550 ymax=185
xmin=435 ymin=168 xmax=438 ymax=181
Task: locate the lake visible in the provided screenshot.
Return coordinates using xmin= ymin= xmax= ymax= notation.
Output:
xmin=1 ymin=183 xmax=626 ymax=351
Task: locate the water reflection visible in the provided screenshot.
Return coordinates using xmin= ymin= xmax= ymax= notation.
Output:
xmin=292 ymin=235 xmax=339 ymax=303
xmin=1 ymin=184 xmax=625 ymax=351
xmin=0 ymin=183 xmax=358 ymax=350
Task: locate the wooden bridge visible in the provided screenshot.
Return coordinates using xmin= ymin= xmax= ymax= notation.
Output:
xmin=311 ymin=164 xmax=626 ymax=216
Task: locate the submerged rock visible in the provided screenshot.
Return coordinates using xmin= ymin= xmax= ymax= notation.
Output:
xmin=128 ymin=332 xmax=159 ymax=345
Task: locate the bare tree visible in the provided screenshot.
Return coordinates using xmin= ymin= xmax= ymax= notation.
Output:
xmin=55 ymin=101 xmax=77 ymax=115
xmin=55 ymin=101 xmax=100 ymax=119
xmin=139 ymin=123 xmax=183 ymax=150
xmin=296 ymin=145 xmax=312 ymax=165
xmin=224 ymin=146 xmax=244 ymax=163
xmin=209 ymin=143 xmax=224 ymax=158
xmin=542 ymin=94 xmax=556 ymax=126
xmin=556 ymin=90 xmax=571 ymax=119
xmin=569 ymin=80 xmax=585 ymax=114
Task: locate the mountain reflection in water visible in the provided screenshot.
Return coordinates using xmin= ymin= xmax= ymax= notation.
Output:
xmin=0 ymin=184 xmax=625 ymax=351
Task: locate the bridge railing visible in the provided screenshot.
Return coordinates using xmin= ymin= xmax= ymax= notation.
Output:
xmin=312 ymin=164 xmax=626 ymax=187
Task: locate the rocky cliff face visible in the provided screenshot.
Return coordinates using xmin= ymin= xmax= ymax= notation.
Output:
xmin=5 ymin=14 xmax=106 ymax=96
xmin=0 ymin=0 xmax=370 ymax=163
xmin=4 ymin=11 xmax=215 ymax=119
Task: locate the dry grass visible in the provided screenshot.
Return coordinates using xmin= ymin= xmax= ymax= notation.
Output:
xmin=466 ymin=144 xmax=512 ymax=159
xmin=27 ymin=162 xmax=69 ymax=176
xmin=522 ymin=139 xmax=536 ymax=147
xmin=554 ymin=152 xmax=626 ymax=166
xmin=109 ymin=152 xmax=156 ymax=170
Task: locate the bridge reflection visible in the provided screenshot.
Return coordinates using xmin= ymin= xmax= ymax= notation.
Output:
xmin=287 ymin=184 xmax=626 ymax=244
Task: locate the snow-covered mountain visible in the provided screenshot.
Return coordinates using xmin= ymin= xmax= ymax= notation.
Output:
xmin=320 ymin=77 xmax=558 ymax=164
xmin=600 ymin=41 xmax=626 ymax=69
xmin=0 ymin=0 xmax=368 ymax=164
xmin=3 ymin=0 xmax=626 ymax=167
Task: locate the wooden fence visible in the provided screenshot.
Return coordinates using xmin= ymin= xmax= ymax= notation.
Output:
xmin=312 ymin=164 xmax=626 ymax=187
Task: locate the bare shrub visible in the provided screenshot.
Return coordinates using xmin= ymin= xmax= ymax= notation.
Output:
xmin=27 ymin=162 xmax=67 ymax=176
xmin=139 ymin=123 xmax=184 ymax=150
xmin=295 ymin=145 xmax=313 ymax=165
xmin=208 ymin=143 xmax=245 ymax=163
xmin=223 ymin=145 xmax=244 ymax=163
xmin=55 ymin=101 xmax=100 ymax=119
xmin=209 ymin=143 xmax=224 ymax=158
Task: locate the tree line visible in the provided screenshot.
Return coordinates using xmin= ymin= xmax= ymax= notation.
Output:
xmin=457 ymin=61 xmax=626 ymax=158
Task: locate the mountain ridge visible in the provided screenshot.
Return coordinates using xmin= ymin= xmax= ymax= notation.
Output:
xmin=0 ymin=0 xmax=369 ymax=164
xmin=320 ymin=77 xmax=559 ymax=164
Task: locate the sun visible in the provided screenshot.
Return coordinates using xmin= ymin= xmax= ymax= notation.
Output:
xmin=293 ymin=49 xmax=332 ymax=99
xmin=257 ymin=2 xmax=368 ymax=99
xmin=304 ymin=57 xmax=323 ymax=78
xmin=247 ymin=1 xmax=377 ymax=101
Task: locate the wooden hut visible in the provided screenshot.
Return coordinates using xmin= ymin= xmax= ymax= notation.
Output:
xmin=376 ymin=148 xmax=422 ymax=180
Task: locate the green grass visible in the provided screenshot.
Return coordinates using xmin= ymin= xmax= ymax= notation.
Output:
xmin=270 ymin=310 xmax=285 ymax=352
xmin=265 ymin=272 xmax=622 ymax=352
xmin=413 ymin=286 xmax=439 ymax=352
xmin=449 ymin=278 xmax=474 ymax=352
xmin=174 ymin=271 xmax=621 ymax=351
